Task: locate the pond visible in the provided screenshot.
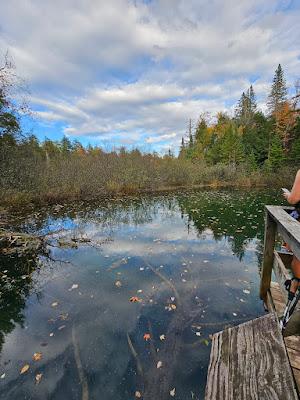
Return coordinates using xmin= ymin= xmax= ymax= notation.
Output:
xmin=0 ymin=188 xmax=285 ymax=400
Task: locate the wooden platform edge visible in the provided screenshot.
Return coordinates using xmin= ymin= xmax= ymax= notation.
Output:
xmin=204 ymin=313 xmax=299 ymax=400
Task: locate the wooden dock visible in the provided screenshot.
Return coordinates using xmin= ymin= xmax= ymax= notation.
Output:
xmin=205 ymin=206 xmax=300 ymax=399
xmin=205 ymin=313 xmax=298 ymax=400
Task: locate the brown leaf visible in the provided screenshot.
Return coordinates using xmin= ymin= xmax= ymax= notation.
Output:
xmin=135 ymin=391 xmax=142 ymax=398
xmin=33 ymin=352 xmax=42 ymax=362
xmin=20 ymin=364 xmax=30 ymax=374
xmin=130 ymin=296 xmax=141 ymax=303
xmin=143 ymin=333 xmax=151 ymax=341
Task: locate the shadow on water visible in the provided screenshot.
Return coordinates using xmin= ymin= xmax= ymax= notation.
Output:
xmin=0 ymin=188 xmax=284 ymax=400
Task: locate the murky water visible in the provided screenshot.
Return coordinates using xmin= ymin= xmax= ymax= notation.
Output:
xmin=0 ymin=188 xmax=285 ymax=400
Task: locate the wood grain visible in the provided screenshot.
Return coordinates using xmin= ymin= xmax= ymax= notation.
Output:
xmin=266 ymin=206 xmax=300 ymax=261
xmin=273 ymin=250 xmax=292 ymax=303
xmin=205 ymin=314 xmax=299 ymax=400
xmin=260 ymin=210 xmax=277 ymax=300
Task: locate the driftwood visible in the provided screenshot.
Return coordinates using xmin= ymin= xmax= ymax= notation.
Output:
xmin=0 ymin=231 xmax=45 ymax=256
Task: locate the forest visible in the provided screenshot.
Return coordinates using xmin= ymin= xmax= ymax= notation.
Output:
xmin=179 ymin=64 xmax=300 ymax=170
xmin=1 ymin=59 xmax=299 ymax=206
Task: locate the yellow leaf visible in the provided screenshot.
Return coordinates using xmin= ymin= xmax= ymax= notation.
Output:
xmin=33 ymin=352 xmax=42 ymax=362
xmin=20 ymin=364 xmax=30 ymax=374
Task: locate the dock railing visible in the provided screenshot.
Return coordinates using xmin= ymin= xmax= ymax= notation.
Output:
xmin=260 ymin=205 xmax=300 ymax=303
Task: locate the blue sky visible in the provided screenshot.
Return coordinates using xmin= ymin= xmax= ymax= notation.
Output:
xmin=0 ymin=0 xmax=299 ymax=153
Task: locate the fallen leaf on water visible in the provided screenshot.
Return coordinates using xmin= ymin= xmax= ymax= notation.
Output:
xmin=1 ymin=373 xmax=5 ymax=379
xmin=68 ymin=284 xmax=79 ymax=291
xmin=115 ymin=281 xmax=122 ymax=287
xmin=58 ymin=325 xmax=66 ymax=330
xmin=201 ymin=339 xmax=209 ymax=346
xmin=59 ymin=313 xmax=69 ymax=321
xmin=159 ymin=334 xmax=166 ymax=341
xmin=35 ymin=373 xmax=43 ymax=384
xmin=157 ymin=361 xmax=163 ymax=369
xmin=170 ymin=296 xmax=175 ymax=302
xmin=130 ymin=296 xmax=142 ymax=303
xmin=20 ymin=364 xmax=30 ymax=374
xmin=170 ymin=304 xmax=177 ymax=310
xmin=170 ymin=387 xmax=176 ymax=396
xmin=51 ymin=302 xmax=59 ymax=308
xmin=143 ymin=333 xmax=151 ymax=341
xmin=135 ymin=391 xmax=142 ymax=398
xmin=32 ymin=352 xmax=42 ymax=362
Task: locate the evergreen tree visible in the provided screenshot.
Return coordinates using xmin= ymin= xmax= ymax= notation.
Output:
xmin=248 ymin=85 xmax=257 ymax=112
xmin=195 ymin=118 xmax=207 ymax=143
xmin=188 ymin=119 xmax=193 ymax=148
xmin=235 ymin=86 xmax=257 ymax=126
xmin=265 ymin=132 xmax=285 ymax=170
xmin=267 ymin=64 xmax=288 ymax=116
xmin=60 ymin=135 xmax=73 ymax=154
xmin=219 ymin=123 xmax=245 ymax=164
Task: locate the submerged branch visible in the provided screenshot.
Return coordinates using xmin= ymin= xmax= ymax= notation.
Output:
xmin=72 ymin=323 xmax=89 ymax=400
xmin=126 ymin=332 xmax=144 ymax=377
xmin=144 ymin=261 xmax=182 ymax=306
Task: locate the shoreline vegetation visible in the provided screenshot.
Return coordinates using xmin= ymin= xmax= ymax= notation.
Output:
xmin=0 ymin=160 xmax=297 ymax=209
xmin=1 ymin=58 xmax=299 ymax=209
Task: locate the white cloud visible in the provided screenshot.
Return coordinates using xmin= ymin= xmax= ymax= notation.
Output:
xmin=0 ymin=0 xmax=299 ymax=149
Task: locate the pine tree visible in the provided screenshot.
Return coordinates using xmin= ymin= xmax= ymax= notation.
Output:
xmin=195 ymin=118 xmax=207 ymax=143
xmin=267 ymin=64 xmax=288 ymax=116
xmin=248 ymin=85 xmax=257 ymax=112
xmin=188 ymin=119 xmax=193 ymax=148
xmin=265 ymin=132 xmax=285 ymax=170
xmin=235 ymin=86 xmax=257 ymax=126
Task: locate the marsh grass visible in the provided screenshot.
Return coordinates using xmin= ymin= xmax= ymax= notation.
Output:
xmin=0 ymin=147 xmax=296 ymax=207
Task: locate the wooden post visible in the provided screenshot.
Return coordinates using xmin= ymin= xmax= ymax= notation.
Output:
xmin=260 ymin=210 xmax=277 ymax=301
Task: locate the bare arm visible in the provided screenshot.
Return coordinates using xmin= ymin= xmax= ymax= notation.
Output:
xmin=284 ymin=170 xmax=300 ymax=204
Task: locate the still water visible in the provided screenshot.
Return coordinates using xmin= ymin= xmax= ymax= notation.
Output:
xmin=0 ymin=188 xmax=284 ymax=400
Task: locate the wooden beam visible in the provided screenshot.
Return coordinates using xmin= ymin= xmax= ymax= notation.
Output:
xmin=273 ymin=250 xmax=292 ymax=302
xmin=260 ymin=210 xmax=277 ymax=300
xmin=266 ymin=205 xmax=300 ymax=261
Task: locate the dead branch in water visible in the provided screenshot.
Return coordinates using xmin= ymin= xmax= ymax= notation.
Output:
xmin=126 ymin=332 xmax=144 ymax=377
xmin=144 ymin=261 xmax=182 ymax=306
xmin=72 ymin=323 xmax=89 ymax=400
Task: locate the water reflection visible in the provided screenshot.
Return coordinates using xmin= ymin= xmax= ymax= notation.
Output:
xmin=0 ymin=189 xmax=283 ymax=400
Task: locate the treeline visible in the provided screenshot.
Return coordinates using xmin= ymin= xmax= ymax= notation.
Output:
xmin=0 ymin=58 xmax=299 ymax=206
xmin=179 ymin=65 xmax=300 ymax=170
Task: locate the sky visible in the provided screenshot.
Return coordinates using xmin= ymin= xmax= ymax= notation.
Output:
xmin=0 ymin=0 xmax=299 ymax=153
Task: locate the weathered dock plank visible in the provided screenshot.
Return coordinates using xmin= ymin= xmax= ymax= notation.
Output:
xmin=205 ymin=313 xmax=298 ymax=400
xmin=260 ymin=282 xmax=300 ymax=396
